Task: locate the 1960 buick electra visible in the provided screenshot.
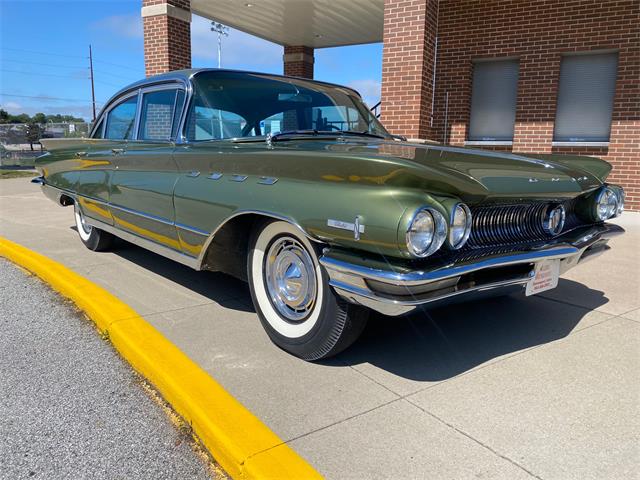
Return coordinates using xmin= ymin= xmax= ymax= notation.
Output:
xmin=34 ymin=69 xmax=625 ymax=360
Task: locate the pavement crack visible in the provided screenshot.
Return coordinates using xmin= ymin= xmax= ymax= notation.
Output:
xmin=282 ymin=397 xmax=404 ymax=445
xmin=405 ymin=398 xmax=544 ymax=480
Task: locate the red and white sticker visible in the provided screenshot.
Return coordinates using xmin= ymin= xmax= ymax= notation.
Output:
xmin=526 ymin=259 xmax=560 ymax=296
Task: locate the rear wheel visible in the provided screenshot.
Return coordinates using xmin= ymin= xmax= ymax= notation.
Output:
xmin=247 ymin=220 xmax=368 ymax=361
xmin=74 ymin=204 xmax=113 ymax=252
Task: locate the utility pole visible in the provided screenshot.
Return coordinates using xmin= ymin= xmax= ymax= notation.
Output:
xmin=210 ymin=22 xmax=229 ymax=68
xmin=88 ymin=44 xmax=96 ymax=122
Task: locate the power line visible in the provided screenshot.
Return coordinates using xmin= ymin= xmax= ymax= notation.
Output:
xmin=0 ymin=47 xmax=85 ymax=59
xmin=1 ymin=58 xmax=87 ymax=70
xmin=93 ymin=59 xmax=142 ymax=73
xmin=0 ymin=93 xmax=105 ymax=104
xmin=1 ymin=48 xmax=143 ymax=73
xmin=1 ymin=68 xmax=89 ymax=79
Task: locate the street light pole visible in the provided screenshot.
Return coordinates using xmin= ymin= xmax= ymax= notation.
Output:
xmin=210 ymin=22 xmax=229 ymax=68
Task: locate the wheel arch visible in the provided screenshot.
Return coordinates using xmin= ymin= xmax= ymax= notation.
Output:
xmin=196 ymin=210 xmax=321 ymax=281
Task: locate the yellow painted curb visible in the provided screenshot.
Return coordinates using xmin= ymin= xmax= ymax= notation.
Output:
xmin=0 ymin=237 xmax=322 ymax=480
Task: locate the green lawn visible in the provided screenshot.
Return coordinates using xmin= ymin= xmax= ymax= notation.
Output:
xmin=0 ymin=170 xmax=38 ymax=179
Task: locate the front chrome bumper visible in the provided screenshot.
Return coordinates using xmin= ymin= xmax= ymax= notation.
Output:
xmin=320 ymin=223 xmax=624 ymax=316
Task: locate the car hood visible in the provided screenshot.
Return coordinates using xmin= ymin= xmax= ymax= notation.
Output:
xmin=276 ymin=139 xmax=610 ymax=202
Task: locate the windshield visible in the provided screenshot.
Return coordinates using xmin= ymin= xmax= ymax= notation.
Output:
xmin=185 ymin=71 xmax=390 ymax=141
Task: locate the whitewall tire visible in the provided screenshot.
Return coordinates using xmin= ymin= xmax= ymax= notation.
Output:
xmin=248 ymin=220 xmax=368 ymax=360
xmin=74 ymin=204 xmax=113 ymax=252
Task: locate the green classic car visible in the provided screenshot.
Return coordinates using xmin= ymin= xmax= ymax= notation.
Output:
xmin=35 ymin=69 xmax=625 ymax=360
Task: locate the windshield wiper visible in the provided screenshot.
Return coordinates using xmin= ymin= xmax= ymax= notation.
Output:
xmin=335 ymin=130 xmax=386 ymax=139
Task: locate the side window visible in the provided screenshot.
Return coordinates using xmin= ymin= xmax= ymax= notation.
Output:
xmin=138 ymin=89 xmax=183 ymax=141
xmin=186 ymin=104 xmax=248 ymax=141
xmin=105 ymin=96 xmax=138 ymax=140
xmin=91 ymin=117 xmax=104 ymax=139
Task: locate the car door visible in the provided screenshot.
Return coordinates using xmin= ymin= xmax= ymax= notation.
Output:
xmin=172 ymin=98 xmax=262 ymax=259
xmin=72 ymin=100 xmax=132 ymax=227
xmin=109 ymin=85 xmax=185 ymax=251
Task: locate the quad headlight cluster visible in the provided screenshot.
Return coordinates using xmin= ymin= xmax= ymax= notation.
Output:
xmin=406 ymin=203 xmax=472 ymax=258
xmin=594 ymin=186 xmax=624 ymax=221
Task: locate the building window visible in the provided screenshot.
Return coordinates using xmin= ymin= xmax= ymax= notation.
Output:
xmin=468 ymin=59 xmax=519 ymax=142
xmin=554 ymin=52 xmax=618 ymax=143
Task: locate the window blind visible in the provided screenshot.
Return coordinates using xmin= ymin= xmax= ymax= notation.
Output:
xmin=468 ymin=59 xmax=519 ymax=141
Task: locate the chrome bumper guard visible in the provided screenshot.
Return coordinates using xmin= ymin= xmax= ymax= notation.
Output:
xmin=320 ymin=223 xmax=624 ymax=316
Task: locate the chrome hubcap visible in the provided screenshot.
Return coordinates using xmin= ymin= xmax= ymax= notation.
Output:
xmin=77 ymin=209 xmax=93 ymax=235
xmin=264 ymin=237 xmax=317 ymax=321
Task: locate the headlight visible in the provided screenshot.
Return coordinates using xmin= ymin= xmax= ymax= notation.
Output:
xmin=613 ymin=188 xmax=625 ymax=216
xmin=406 ymin=207 xmax=447 ymax=257
xmin=448 ymin=203 xmax=472 ymax=249
xmin=594 ymin=187 xmax=618 ymax=221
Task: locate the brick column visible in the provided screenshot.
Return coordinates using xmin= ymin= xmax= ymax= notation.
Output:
xmin=380 ymin=0 xmax=438 ymax=141
xmin=142 ymin=0 xmax=191 ymax=77
xmin=283 ymin=46 xmax=314 ymax=78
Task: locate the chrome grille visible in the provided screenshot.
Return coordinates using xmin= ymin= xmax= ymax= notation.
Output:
xmin=466 ymin=201 xmax=580 ymax=249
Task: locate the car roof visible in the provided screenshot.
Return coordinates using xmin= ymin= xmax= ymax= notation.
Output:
xmin=104 ymin=68 xmax=361 ymax=109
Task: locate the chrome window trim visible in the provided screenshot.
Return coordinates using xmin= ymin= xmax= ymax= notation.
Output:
xmin=91 ymin=79 xmax=189 ymax=142
xmin=102 ymin=90 xmax=140 ymax=141
xmin=134 ymin=82 xmax=188 ymax=143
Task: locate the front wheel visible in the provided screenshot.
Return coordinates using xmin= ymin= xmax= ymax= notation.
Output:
xmin=74 ymin=204 xmax=114 ymax=252
xmin=247 ymin=220 xmax=368 ymax=361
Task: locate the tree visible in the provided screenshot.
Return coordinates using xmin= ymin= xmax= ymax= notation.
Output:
xmin=32 ymin=112 xmax=46 ymax=124
xmin=0 ymin=109 xmax=9 ymax=124
xmin=25 ymin=123 xmax=44 ymax=151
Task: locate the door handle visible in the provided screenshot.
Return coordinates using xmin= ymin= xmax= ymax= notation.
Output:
xmin=75 ymin=151 xmax=87 ymax=158
xmin=186 ymin=171 xmax=201 ymax=177
xmin=111 ymin=148 xmax=125 ymax=155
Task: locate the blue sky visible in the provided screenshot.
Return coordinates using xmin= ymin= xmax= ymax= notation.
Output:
xmin=0 ymin=0 xmax=383 ymax=121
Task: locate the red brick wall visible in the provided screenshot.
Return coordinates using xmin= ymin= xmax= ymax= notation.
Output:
xmin=382 ymin=0 xmax=639 ymax=209
xmin=143 ymin=0 xmax=191 ymax=77
xmin=283 ymin=46 xmax=314 ymax=78
xmin=380 ymin=0 xmax=439 ymax=140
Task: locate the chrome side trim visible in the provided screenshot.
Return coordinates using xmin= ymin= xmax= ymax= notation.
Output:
xmin=258 ymin=176 xmax=278 ymax=185
xmin=175 ymin=222 xmax=209 ymax=236
xmin=109 ymin=203 xmax=174 ymax=226
xmin=85 ymin=217 xmax=199 ymax=269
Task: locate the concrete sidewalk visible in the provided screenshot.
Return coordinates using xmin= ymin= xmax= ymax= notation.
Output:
xmin=1 ymin=177 xmax=638 ymax=479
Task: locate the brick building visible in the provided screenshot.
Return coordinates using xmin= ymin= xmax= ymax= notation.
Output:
xmin=141 ymin=0 xmax=639 ymax=209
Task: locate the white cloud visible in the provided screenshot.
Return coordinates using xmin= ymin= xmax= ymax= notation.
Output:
xmin=92 ymin=14 xmax=142 ymax=39
xmin=3 ymin=102 xmax=23 ymax=113
xmin=191 ymin=15 xmax=281 ymax=71
xmin=347 ymin=79 xmax=381 ymax=107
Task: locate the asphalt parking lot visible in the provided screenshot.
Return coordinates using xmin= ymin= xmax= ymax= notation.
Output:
xmin=1 ymin=176 xmax=639 ymax=479
xmin=0 ymin=259 xmax=220 ymax=479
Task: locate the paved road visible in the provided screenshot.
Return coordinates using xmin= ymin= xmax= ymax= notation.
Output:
xmin=0 ymin=259 xmax=220 ymax=480
xmin=1 ymin=177 xmax=639 ymax=479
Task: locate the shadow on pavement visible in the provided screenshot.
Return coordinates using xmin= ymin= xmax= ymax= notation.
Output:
xmin=328 ymin=279 xmax=609 ymax=381
xmin=94 ymin=231 xmax=609 ymax=381
xmin=111 ymin=238 xmax=254 ymax=313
